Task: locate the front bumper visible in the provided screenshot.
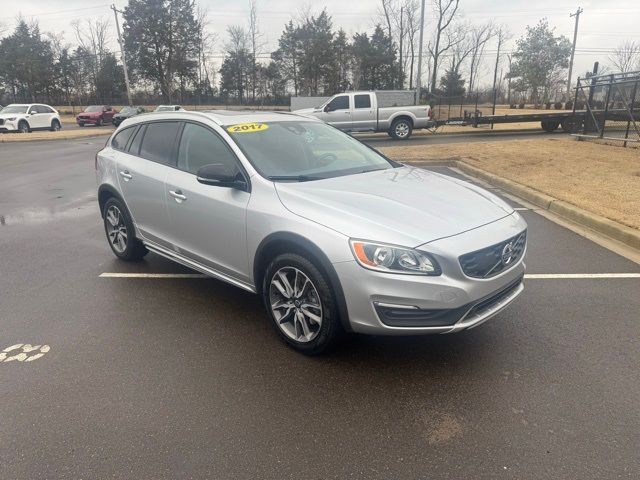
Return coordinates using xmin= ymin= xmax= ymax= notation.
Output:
xmin=77 ymin=117 xmax=100 ymax=125
xmin=334 ymin=212 xmax=527 ymax=335
xmin=0 ymin=120 xmax=18 ymax=132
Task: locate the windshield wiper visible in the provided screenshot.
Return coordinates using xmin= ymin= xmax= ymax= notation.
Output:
xmin=267 ymin=175 xmax=324 ymax=182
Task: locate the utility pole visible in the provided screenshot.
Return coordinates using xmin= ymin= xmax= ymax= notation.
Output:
xmin=399 ymin=6 xmax=403 ymax=90
xmin=566 ymin=7 xmax=583 ymax=99
xmin=491 ymin=31 xmax=503 ymax=129
xmin=415 ymin=0 xmax=426 ymax=104
xmin=111 ymin=4 xmax=133 ymax=106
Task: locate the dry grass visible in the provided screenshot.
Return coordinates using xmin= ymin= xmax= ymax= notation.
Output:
xmin=380 ymin=138 xmax=640 ymax=230
xmin=0 ymin=128 xmax=111 ymax=142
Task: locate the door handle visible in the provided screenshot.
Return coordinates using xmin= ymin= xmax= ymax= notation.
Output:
xmin=169 ymin=189 xmax=187 ymax=202
xmin=120 ymin=170 xmax=132 ymax=181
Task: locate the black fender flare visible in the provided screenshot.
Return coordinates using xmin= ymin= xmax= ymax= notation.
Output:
xmin=253 ymin=232 xmax=352 ymax=332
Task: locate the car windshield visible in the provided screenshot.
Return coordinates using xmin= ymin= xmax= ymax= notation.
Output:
xmin=84 ymin=106 xmax=102 ymax=112
xmin=226 ymin=121 xmax=397 ymax=181
xmin=1 ymin=105 xmax=28 ymax=114
xmin=156 ymin=106 xmax=176 ymax=111
xmin=120 ymin=107 xmax=136 ymax=115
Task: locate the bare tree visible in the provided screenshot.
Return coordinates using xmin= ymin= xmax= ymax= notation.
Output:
xmin=403 ymin=0 xmax=420 ymax=89
xmin=429 ymin=0 xmax=461 ymax=93
xmin=195 ymin=7 xmax=218 ymax=99
xmin=609 ymin=40 xmax=640 ymax=73
xmin=248 ymin=0 xmax=267 ymax=102
xmin=466 ymin=21 xmax=495 ymax=94
xmin=72 ymin=18 xmax=110 ymax=100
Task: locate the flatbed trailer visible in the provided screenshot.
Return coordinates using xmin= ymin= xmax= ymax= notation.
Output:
xmin=435 ymin=108 xmax=639 ymax=133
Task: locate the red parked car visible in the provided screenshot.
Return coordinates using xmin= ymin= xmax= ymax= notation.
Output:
xmin=76 ymin=105 xmax=117 ymax=127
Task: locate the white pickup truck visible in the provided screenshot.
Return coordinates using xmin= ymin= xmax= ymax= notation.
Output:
xmin=292 ymin=91 xmax=432 ymax=140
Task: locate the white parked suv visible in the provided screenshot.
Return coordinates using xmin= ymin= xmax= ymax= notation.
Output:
xmin=0 ymin=104 xmax=62 ymax=133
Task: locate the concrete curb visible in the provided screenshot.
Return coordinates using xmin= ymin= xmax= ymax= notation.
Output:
xmin=452 ymin=161 xmax=640 ymax=251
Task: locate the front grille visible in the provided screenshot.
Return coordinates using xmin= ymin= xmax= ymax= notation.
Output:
xmin=0 ymin=119 xmax=4 ymax=126
xmin=459 ymin=230 xmax=526 ymax=278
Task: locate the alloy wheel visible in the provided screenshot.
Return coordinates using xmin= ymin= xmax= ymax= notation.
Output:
xmin=105 ymin=205 xmax=128 ymax=254
xmin=395 ymin=122 xmax=409 ymax=138
xmin=269 ymin=267 xmax=323 ymax=343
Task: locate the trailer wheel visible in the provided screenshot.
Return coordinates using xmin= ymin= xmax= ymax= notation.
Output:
xmin=541 ymin=120 xmax=560 ymax=132
xmin=561 ymin=117 xmax=583 ymax=133
xmin=389 ymin=118 xmax=413 ymax=140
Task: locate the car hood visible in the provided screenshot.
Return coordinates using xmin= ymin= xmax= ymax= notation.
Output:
xmin=274 ymin=166 xmax=514 ymax=247
xmin=291 ymin=107 xmax=322 ymax=118
xmin=0 ymin=113 xmax=26 ymax=119
xmin=78 ymin=112 xmax=101 ymax=117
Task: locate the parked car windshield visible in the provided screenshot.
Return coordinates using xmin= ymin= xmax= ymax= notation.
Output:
xmin=120 ymin=107 xmax=137 ymax=115
xmin=226 ymin=121 xmax=397 ymax=181
xmin=1 ymin=105 xmax=28 ymax=114
xmin=84 ymin=106 xmax=103 ymax=112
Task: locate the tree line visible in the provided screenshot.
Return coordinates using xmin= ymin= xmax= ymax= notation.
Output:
xmin=1 ymin=0 xmax=639 ymax=107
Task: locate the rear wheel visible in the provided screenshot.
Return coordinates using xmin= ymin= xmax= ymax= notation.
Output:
xmin=96 ymin=117 xmax=103 ymax=127
xmin=389 ymin=118 xmax=413 ymax=140
xmin=263 ymin=253 xmax=342 ymax=355
xmin=561 ymin=116 xmax=583 ymax=133
xmin=78 ymin=123 xmax=85 ymax=127
xmin=102 ymin=197 xmax=148 ymax=261
xmin=50 ymin=119 xmax=61 ymax=132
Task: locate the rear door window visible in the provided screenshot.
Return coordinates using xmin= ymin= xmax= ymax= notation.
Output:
xmin=112 ymin=127 xmax=136 ymax=151
xmin=354 ymin=95 xmax=371 ymax=109
xmin=138 ymin=122 xmax=181 ymax=165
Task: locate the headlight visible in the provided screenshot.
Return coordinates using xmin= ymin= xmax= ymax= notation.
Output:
xmin=6 ymin=117 xmax=16 ymax=121
xmin=349 ymin=239 xmax=441 ymax=275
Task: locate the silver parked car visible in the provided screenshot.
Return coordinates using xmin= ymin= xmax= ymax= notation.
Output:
xmin=96 ymin=111 xmax=527 ymax=354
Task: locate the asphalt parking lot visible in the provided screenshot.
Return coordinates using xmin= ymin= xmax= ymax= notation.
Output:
xmin=1 ymin=138 xmax=639 ymax=479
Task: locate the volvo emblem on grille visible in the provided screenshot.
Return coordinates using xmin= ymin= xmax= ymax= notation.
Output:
xmin=501 ymin=242 xmax=515 ymax=265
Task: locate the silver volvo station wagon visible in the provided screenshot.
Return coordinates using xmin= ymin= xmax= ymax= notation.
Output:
xmin=96 ymin=111 xmax=527 ymax=354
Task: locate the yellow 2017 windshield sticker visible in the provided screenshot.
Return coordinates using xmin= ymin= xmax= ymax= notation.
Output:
xmin=226 ymin=123 xmax=269 ymax=133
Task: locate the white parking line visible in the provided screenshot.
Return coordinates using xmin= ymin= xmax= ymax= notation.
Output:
xmin=99 ymin=272 xmax=640 ymax=279
xmin=524 ymin=273 xmax=640 ymax=279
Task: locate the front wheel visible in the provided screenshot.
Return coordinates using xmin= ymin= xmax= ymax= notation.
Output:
xmin=389 ymin=118 xmax=413 ymax=140
xmin=17 ymin=121 xmax=30 ymax=133
xmin=263 ymin=253 xmax=342 ymax=355
xmin=103 ymin=197 xmax=148 ymax=261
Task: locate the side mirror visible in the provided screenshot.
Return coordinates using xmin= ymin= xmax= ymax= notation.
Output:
xmin=196 ymin=164 xmax=248 ymax=191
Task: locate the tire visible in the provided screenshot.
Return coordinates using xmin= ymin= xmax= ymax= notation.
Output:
xmin=50 ymin=119 xmax=61 ymax=132
xmin=17 ymin=120 xmax=30 ymax=133
xmin=389 ymin=118 xmax=413 ymax=140
xmin=263 ymin=253 xmax=343 ymax=355
xmin=78 ymin=123 xmax=85 ymax=127
xmin=102 ymin=197 xmax=148 ymax=261
xmin=541 ymin=120 xmax=559 ymax=132
xmin=561 ymin=116 xmax=583 ymax=133
xmin=96 ymin=117 xmax=103 ymax=127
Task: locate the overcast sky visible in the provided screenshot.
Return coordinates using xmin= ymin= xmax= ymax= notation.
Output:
xmin=2 ymin=0 xmax=639 ymax=87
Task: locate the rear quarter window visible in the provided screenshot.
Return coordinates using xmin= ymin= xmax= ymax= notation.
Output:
xmin=138 ymin=122 xmax=181 ymax=165
xmin=112 ymin=127 xmax=136 ymax=151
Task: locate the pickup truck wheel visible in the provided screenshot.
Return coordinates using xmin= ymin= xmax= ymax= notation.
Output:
xmin=390 ymin=118 xmax=412 ymax=140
